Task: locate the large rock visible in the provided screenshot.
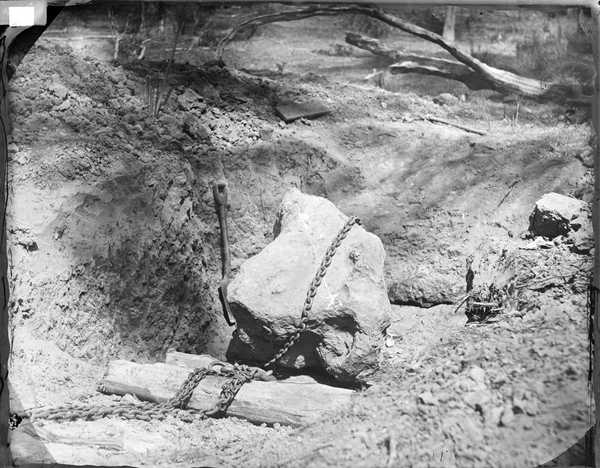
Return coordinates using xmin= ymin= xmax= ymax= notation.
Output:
xmin=529 ymin=193 xmax=588 ymax=239
xmin=226 ymin=189 xmax=391 ymax=384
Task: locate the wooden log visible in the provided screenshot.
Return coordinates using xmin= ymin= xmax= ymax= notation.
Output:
xmin=346 ymin=32 xmax=478 ymax=80
xmin=164 ymin=350 xmax=276 ymax=381
xmin=100 ymin=359 xmax=354 ymax=427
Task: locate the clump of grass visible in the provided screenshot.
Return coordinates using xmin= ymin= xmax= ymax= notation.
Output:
xmin=461 ymin=251 xmax=519 ymax=323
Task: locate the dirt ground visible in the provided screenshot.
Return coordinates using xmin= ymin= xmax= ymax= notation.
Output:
xmin=5 ymin=8 xmax=595 ymax=468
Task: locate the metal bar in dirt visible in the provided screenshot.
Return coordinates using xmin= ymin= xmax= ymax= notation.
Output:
xmin=213 ymin=181 xmax=235 ymax=326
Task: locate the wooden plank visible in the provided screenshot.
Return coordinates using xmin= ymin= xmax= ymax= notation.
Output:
xmin=100 ymin=359 xmax=354 ymax=427
xmin=275 ymin=100 xmax=330 ymax=123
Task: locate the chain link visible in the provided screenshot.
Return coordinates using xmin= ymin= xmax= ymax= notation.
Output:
xmin=20 ymin=364 xmax=257 ymax=424
xmin=264 ymin=216 xmax=360 ymax=369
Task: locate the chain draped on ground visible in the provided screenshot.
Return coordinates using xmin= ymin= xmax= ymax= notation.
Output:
xmin=20 ymin=364 xmax=256 ymax=424
xmin=15 ymin=216 xmax=360 ymax=424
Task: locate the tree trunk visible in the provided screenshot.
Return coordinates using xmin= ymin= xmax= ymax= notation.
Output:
xmin=113 ymin=35 xmax=120 ymax=61
xmin=442 ymin=6 xmax=456 ymax=43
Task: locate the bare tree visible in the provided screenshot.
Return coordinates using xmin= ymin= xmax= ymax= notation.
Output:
xmin=108 ymin=7 xmax=131 ymax=62
xmin=442 ymin=6 xmax=457 ymax=43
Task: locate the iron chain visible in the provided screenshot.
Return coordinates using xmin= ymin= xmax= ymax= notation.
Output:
xmin=21 ymin=364 xmax=257 ymax=424
xmin=264 ymin=216 xmax=360 ymax=368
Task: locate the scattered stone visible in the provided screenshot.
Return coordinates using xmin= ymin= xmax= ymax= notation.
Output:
xmin=47 ymin=82 xmax=68 ymax=100
xmin=198 ymin=83 xmax=221 ymax=102
xmin=457 ymin=418 xmax=484 ymax=443
xmin=463 ymin=390 xmax=491 ymax=414
xmin=17 ymin=239 xmax=38 ymax=252
xmin=433 ymin=93 xmax=459 ymax=106
xmin=512 ymin=392 xmax=539 ymax=416
xmin=576 ymin=147 xmax=594 ymax=168
xmin=177 ymin=88 xmax=206 ymax=113
xmin=568 ymin=227 xmax=593 ymax=254
xmin=521 ymin=236 xmax=555 ymax=250
xmin=182 ymin=116 xmax=210 ymax=140
xmin=565 ymin=363 xmax=578 ymax=377
xmin=529 ymin=193 xmax=589 ymax=239
xmin=500 ymin=404 xmax=515 ymax=427
xmin=468 ymin=366 xmax=486 ymax=389
xmin=227 ymin=189 xmax=391 ymax=384
xmin=259 ymin=126 xmax=274 ymax=140
xmin=418 ymin=391 xmax=438 ymax=406
xmin=486 ymin=406 xmax=504 ymax=427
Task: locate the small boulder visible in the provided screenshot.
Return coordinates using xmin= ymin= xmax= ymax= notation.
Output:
xmin=226 ymin=188 xmax=391 ymax=384
xmin=568 ymin=227 xmax=593 ymax=254
xmin=182 ymin=116 xmax=210 ymax=140
xmin=418 ymin=391 xmax=438 ymax=406
xmin=176 ymin=88 xmax=206 ymax=113
xmin=576 ymin=148 xmax=594 ymax=168
xmin=433 ymin=93 xmax=459 ymax=106
xmin=47 ymin=82 xmax=68 ymax=101
xmin=500 ymin=404 xmax=515 ymax=427
xmin=529 ymin=193 xmax=588 ymax=239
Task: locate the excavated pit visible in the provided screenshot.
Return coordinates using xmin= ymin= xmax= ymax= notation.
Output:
xmin=4 ymin=6 xmax=595 ymax=468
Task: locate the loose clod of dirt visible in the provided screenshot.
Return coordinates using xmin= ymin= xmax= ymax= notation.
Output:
xmin=6 ymin=10 xmax=594 ymax=468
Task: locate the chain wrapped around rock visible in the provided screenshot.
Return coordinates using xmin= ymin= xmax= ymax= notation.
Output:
xmin=264 ymin=215 xmax=361 ymax=368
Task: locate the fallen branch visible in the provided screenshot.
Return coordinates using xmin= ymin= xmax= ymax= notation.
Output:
xmin=99 ymin=354 xmax=354 ymax=427
xmin=497 ymin=180 xmax=519 ymax=208
xmin=423 ymin=115 xmax=486 ymax=135
xmin=406 ymin=114 xmax=487 ymax=136
xmin=346 ymin=32 xmax=490 ymax=91
xmin=217 ymin=5 xmax=582 ymax=100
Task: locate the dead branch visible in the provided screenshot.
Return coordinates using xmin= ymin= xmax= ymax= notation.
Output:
xmin=217 ymin=5 xmax=582 ymax=101
xmin=405 ymin=114 xmax=487 ymax=136
xmin=420 ymin=115 xmax=487 ymax=135
xmin=346 ymin=32 xmax=490 ymax=91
